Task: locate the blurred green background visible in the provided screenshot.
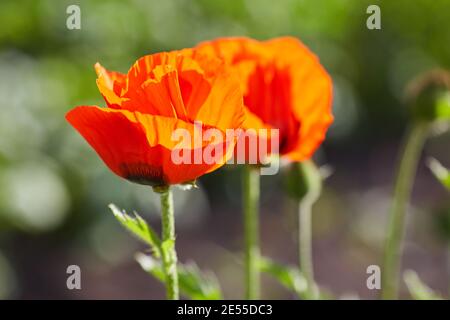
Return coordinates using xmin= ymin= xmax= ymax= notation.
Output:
xmin=0 ymin=0 xmax=449 ymax=299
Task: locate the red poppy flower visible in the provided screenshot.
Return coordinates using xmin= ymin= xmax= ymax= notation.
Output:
xmin=66 ymin=49 xmax=245 ymax=186
xmin=196 ymin=37 xmax=333 ymax=162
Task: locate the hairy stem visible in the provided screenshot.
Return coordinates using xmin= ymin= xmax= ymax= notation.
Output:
xmin=243 ymin=165 xmax=260 ymax=299
xmin=159 ymin=187 xmax=179 ymax=300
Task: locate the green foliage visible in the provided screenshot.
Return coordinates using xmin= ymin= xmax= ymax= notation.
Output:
xmin=109 ymin=204 xmax=222 ymax=300
xmin=259 ymin=257 xmax=334 ymax=299
xmin=403 ymin=270 xmax=443 ymax=300
xmin=136 ymin=253 xmax=222 ymax=300
xmin=108 ymin=204 xmax=161 ymax=258
xmin=427 ymin=158 xmax=450 ymax=191
xmin=258 ymin=257 xmax=307 ymax=298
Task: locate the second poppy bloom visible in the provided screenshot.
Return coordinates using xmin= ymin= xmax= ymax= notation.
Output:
xmin=196 ymin=37 xmax=333 ymax=162
xmin=66 ymin=49 xmax=245 ymax=186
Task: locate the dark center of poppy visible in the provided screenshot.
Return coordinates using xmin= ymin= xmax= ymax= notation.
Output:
xmin=119 ymin=162 xmax=167 ymax=187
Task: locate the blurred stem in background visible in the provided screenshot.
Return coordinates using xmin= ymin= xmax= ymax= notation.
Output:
xmin=286 ymin=160 xmax=322 ymax=299
xmin=427 ymin=158 xmax=450 ymax=295
xmin=156 ymin=186 xmax=179 ymax=300
xmin=242 ymin=165 xmax=260 ymax=299
xmin=297 ymin=161 xmax=321 ymax=299
xmin=382 ymin=69 xmax=450 ymax=299
xmin=381 ymin=122 xmax=429 ymax=300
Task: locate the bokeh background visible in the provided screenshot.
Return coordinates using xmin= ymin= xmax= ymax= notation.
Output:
xmin=0 ymin=0 xmax=449 ymax=299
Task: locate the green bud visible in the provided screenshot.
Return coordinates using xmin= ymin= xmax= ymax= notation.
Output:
xmin=406 ymin=69 xmax=450 ymax=123
xmin=284 ymin=160 xmax=322 ymax=203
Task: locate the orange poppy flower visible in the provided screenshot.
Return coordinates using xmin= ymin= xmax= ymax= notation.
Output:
xmin=196 ymin=37 xmax=333 ymax=162
xmin=66 ymin=49 xmax=245 ymax=186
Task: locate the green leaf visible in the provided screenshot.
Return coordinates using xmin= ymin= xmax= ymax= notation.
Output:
xmin=136 ymin=253 xmax=223 ymax=300
xmin=404 ymin=270 xmax=443 ymax=300
xmin=108 ymin=204 xmax=161 ymax=257
xmin=258 ymin=256 xmax=308 ymax=298
xmin=427 ymin=158 xmax=450 ymax=191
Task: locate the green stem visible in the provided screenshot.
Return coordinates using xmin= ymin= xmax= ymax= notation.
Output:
xmin=292 ymin=160 xmax=321 ymax=299
xmin=298 ymin=198 xmax=318 ymax=299
xmin=381 ymin=122 xmax=429 ymax=299
xmin=159 ymin=187 xmax=179 ymax=300
xmin=447 ymin=243 xmax=450 ymax=296
xmin=243 ymin=165 xmax=260 ymax=300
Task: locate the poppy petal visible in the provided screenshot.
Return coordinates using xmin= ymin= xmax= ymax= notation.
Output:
xmin=66 ymin=106 xmax=237 ymax=185
xmin=66 ymin=105 xmax=164 ymax=184
xmin=94 ymin=63 xmax=127 ymax=108
xmin=194 ymin=69 xmax=245 ymax=132
xmin=142 ymin=69 xmax=188 ymax=121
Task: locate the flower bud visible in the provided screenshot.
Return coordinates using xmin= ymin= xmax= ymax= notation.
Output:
xmin=284 ymin=160 xmax=322 ymax=203
xmin=405 ymin=69 xmax=450 ymax=123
